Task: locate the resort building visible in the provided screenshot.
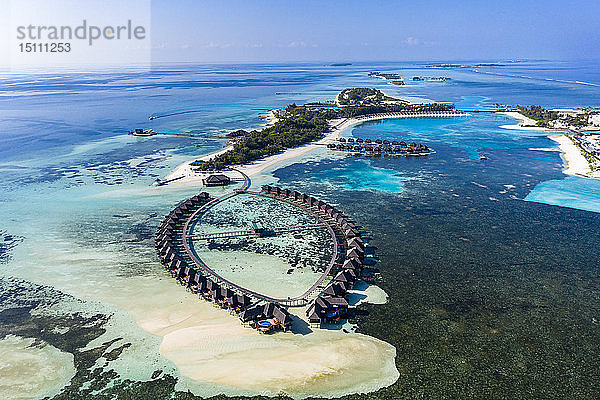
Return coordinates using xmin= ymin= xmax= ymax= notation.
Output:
xmin=203 ymin=174 xmax=231 ymax=187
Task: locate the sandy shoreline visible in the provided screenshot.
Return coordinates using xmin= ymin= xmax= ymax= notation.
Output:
xmin=499 ymin=112 xmax=598 ymax=179
xmin=498 ymin=111 xmax=555 ymax=131
xmin=163 ymin=111 xmax=467 ymax=187
xmin=548 ymin=134 xmax=599 ymax=178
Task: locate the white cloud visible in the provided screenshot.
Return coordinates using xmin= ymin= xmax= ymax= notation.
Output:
xmin=403 ymin=37 xmax=420 ymax=46
xmin=288 ymin=41 xmax=307 ymax=48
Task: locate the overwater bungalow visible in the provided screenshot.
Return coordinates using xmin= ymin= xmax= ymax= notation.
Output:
xmin=292 ymin=190 xmax=302 ymax=200
xmin=227 ymin=294 xmax=252 ymax=312
xmin=365 ymin=139 xmax=372 ymax=143
xmin=239 ymin=305 xmax=264 ymax=325
xmin=308 ymin=197 xmax=318 ymax=207
xmin=316 ymin=200 xmax=326 ymax=210
xmin=342 ymin=258 xmax=361 ymax=271
xmin=321 ymin=203 xmax=333 ymax=213
xmin=172 ymin=209 xmax=184 ymax=219
xmin=392 ymin=140 xmax=399 ymax=145
xmin=165 ymin=258 xmax=179 ymax=272
xmin=272 ymin=305 xmax=292 ymax=331
xmin=163 ymin=251 xmax=177 ymax=264
xmin=346 ymin=248 xmax=364 ymax=261
xmin=356 ymin=138 xmax=364 ymax=143
xmin=399 ymin=141 xmax=407 ymax=147
xmin=184 ymin=269 xmax=197 ymax=288
xmin=323 ymin=282 xmax=346 ymax=297
xmin=307 ymin=307 xmax=321 ymax=327
xmin=273 ymin=186 xmax=282 ymax=195
xmin=201 ymin=279 xmax=218 ymax=299
xmin=321 ymin=297 xmax=349 ymax=323
xmin=261 ymin=184 xmax=272 ymax=193
xmin=383 ymin=140 xmax=390 ymax=145
xmin=347 ymin=236 xmax=364 ymax=248
xmin=375 ymin=139 xmax=383 ymax=144
xmin=410 ymin=142 xmax=417 ymax=147
xmin=203 ymin=174 xmax=231 ymax=187
xmin=341 ymin=220 xmax=356 ymax=230
xmin=161 ymin=220 xmax=177 ymax=230
xmin=190 ymin=274 xmax=207 ymax=293
xmin=347 ymin=236 xmax=364 ymax=249
xmin=300 ymin=193 xmax=309 ymax=203
xmin=216 ymin=287 xmax=234 ymax=307
xmin=282 ymin=188 xmax=292 ymax=197
xmin=189 ymin=195 xmax=201 ymax=204
xmin=347 ymin=138 xmax=355 ymax=143
xmin=306 ymin=296 xmax=349 ymax=325
xmin=344 ymin=227 xmax=359 ymax=239
xmin=338 ymin=138 xmax=346 ymax=142
xmin=176 ymin=265 xmax=189 ymax=282
xmin=334 ymin=270 xmax=356 ymax=284
xmin=336 ymin=144 xmax=345 ymax=150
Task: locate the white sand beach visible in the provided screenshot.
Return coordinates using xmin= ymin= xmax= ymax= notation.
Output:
xmin=549 ymin=134 xmax=598 ymax=178
xmin=499 ymin=111 xmax=554 ymax=131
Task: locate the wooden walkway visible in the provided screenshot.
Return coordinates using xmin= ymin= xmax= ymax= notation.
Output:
xmin=189 ymin=223 xmax=324 ymax=240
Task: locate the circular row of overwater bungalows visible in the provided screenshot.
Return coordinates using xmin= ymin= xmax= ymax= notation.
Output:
xmin=328 ymin=138 xmax=430 ymax=155
xmin=155 ymin=191 xmax=293 ymax=333
xmin=260 ymin=185 xmax=366 ymax=328
xmin=155 ymin=186 xmax=367 ymax=332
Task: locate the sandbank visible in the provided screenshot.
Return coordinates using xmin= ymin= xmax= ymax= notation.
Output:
xmin=499 ymin=111 xmax=555 ymax=131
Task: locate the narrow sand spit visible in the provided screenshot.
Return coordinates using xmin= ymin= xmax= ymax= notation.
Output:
xmin=499 ymin=111 xmax=554 ymax=131
xmin=548 ymin=134 xmax=599 ymax=178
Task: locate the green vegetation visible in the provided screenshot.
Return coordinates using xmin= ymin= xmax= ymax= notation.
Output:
xmin=517 ymin=105 xmax=559 ymax=127
xmin=198 ymin=104 xmax=330 ymax=170
xmin=197 ymin=89 xmax=454 ymax=170
xmin=337 ymin=87 xmax=400 ymax=106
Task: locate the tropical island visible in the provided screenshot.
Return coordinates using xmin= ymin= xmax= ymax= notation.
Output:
xmin=412 ymin=76 xmax=452 ymax=81
xmin=368 ymin=72 xmax=406 ymax=86
xmin=191 ymin=88 xmax=456 ymax=171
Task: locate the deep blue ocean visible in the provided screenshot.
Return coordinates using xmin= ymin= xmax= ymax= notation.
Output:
xmin=1 ymin=61 xmax=600 ymax=399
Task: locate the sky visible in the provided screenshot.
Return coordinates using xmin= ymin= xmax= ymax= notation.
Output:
xmin=2 ymin=0 xmax=600 ymax=69
xmin=150 ymin=0 xmax=600 ymax=63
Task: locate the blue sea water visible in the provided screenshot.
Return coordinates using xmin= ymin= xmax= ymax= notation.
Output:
xmin=314 ymin=160 xmax=408 ymax=193
xmin=349 ymin=112 xmax=551 ymax=160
